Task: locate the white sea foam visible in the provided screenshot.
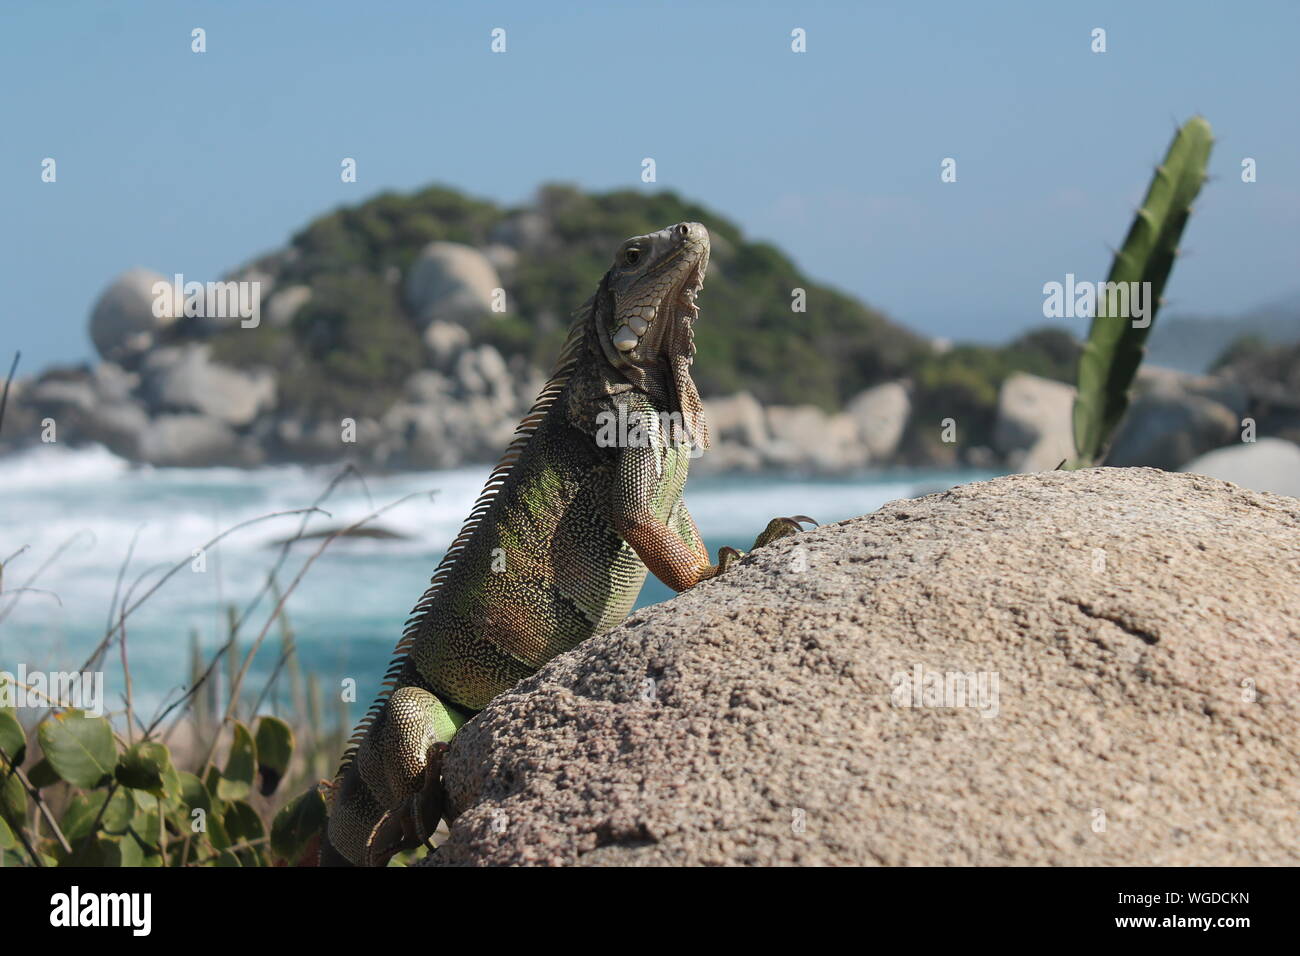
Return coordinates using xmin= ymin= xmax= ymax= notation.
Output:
xmin=0 ymin=443 xmax=985 ymax=718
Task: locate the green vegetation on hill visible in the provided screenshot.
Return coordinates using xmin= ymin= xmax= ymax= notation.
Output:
xmin=211 ymin=183 xmax=932 ymax=417
xmin=200 ymin=181 xmax=1093 ymax=447
xmin=906 ymin=327 xmax=1082 ymax=455
xmin=286 ymin=186 xmax=503 ymax=281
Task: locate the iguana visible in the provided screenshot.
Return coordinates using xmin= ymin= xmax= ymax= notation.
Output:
xmin=316 ymin=222 xmax=811 ymax=866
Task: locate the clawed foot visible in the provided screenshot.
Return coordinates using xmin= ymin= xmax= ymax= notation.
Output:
xmin=710 ymin=516 xmax=817 ymax=579
xmin=753 ymin=515 xmax=817 ymax=549
xmin=367 ymin=742 xmax=450 ymax=866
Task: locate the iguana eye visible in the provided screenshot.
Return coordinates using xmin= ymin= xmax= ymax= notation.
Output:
xmin=623 ymin=248 xmax=641 ymax=266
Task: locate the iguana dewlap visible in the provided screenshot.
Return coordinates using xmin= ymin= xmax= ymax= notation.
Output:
xmin=319 ymin=222 xmax=809 ymax=866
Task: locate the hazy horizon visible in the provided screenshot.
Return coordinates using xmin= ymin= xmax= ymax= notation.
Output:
xmin=4 ymin=0 xmax=1298 ymax=373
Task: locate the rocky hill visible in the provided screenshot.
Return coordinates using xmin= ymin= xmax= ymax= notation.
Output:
xmin=429 ymin=468 xmax=1300 ymax=865
xmin=2 ymin=183 xmax=1288 ymax=475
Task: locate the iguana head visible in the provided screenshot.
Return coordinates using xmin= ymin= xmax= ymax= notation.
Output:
xmin=592 ymin=221 xmax=711 ymax=447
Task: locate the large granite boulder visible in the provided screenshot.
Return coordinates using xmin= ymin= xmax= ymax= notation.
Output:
xmin=88 ymin=268 xmax=182 ymax=363
xmin=422 ymin=320 xmax=471 ymax=370
xmin=137 ymin=414 xmax=242 ymax=467
xmin=19 ymin=364 xmax=150 ymax=458
xmin=404 ymin=242 xmax=501 ymax=329
xmin=432 ymin=468 xmax=1300 ymax=866
xmin=992 ymin=372 xmax=1075 ymax=473
xmin=764 ymin=405 xmax=866 ymax=473
xmin=1183 ymin=437 xmax=1300 ymax=498
xmin=1106 ymin=368 xmax=1244 ymax=471
xmin=697 ymin=392 xmax=768 ymax=473
xmin=140 ymin=344 xmax=276 ymax=426
xmin=265 ymin=284 xmax=312 ymax=329
xmin=844 ymin=381 xmax=910 ymax=461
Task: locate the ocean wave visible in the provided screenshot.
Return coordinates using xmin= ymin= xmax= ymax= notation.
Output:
xmin=1 ymin=445 xmax=985 ymax=715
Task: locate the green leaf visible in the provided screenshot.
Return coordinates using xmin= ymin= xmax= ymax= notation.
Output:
xmin=115 ymin=741 xmax=175 ymax=797
xmin=0 ymin=773 xmax=27 ymax=828
xmin=60 ymin=833 xmax=142 ymax=867
xmin=60 ymin=789 xmax=134 ymax=840
xmin=177 ymin=771 xmax=212 ymax=814
xmin=223 ymin=799 xmax=264 ymax=844
xmin=254 ymin=716 xmax=294 ymax=796
xmin=0 ymin=811 xmax=14 ymax=850
xmin=207 ymin=807 xmax=231 ymax=850
xmin=127 ymin=804 xmax=164 ymax=855
xmin=37 ymin=710 xmax=117 ymax=788
xmin=204 ymin=764 xmax=222 ymax=798
xmin=271 ymin=787 xmax=327 ymax=864
xmin=216 ymin=722 xmax=256 ymax=802
xmin=26 ymin=758 xmax=59 ymax=789
xmin=1071 ymin=116 xmax=1214 ymax=467
xmin=0 ymin=710 xmax=26 ymax=767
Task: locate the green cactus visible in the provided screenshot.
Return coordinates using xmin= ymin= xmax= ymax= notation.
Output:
xmin=1070 ymin=116 xmax=1214 ymax=467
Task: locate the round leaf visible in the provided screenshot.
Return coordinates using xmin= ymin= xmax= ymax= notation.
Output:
xmin=271 ymin=788 xmax=327 ymax=864
xmin=217 ymin=722 xmax=256 ymax=802
xmin=37 ymin=711 xmax=116 ymax=788
xmin=26 ymin=758 xmax=59 ymax=789
xmin=223 ymin=799 xmax=264 ymax=844
xmin=254 ymin=716 xmax=294 ymax=796
xmin=61 ymin=788 xmax=134 ymax=840
xmin=115 ymin=741 xmax=174 ymax=797
xmin=0 ymin=710 xmax=26 ymax=767
xmin=0 ymin=773 xmax=27 ymax=828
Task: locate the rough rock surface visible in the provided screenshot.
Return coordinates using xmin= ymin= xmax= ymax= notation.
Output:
xmin=433 ymin=468 xmax=1300 ymax=866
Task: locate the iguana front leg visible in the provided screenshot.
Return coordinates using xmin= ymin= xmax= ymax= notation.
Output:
xmin=612 ymin=442 xmax=813 ymax=592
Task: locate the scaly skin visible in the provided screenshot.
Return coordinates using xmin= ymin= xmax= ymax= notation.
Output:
xmin=318 ymin=222 xmax=811 ymax=866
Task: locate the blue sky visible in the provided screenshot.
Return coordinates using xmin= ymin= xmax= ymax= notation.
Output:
xmin=3 ymin=0 xmax=1298 ymax=373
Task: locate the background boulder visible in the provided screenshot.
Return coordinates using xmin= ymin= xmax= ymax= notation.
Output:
xmin=992 ymin=372 xmax=1075 ymax=472
xmin=433 ymin=468 xmax=1300 ymax=866
xmin=1106 ymin=368 xmax=1243 ymax=470
xmin=404 ymin=241 xmax=501 ymax=329
xmin=88 ymin=267 xmax=182 ymax=363
xmin=845 ymin=381 xmax=910 ymax=461
xmin=1183 ymin=437 xmax=1300 ymax=498
xmin=140 ymin=344 xmax=276 ymax=426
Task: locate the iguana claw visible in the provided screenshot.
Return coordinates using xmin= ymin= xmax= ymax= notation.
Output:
xmin=709 ymin=515 xmax=816 ymax=579
xmin=366 ymin=742 xmax=450 ymax=867
xmin=716 ymin=545 xmax=744 ymax=573
xmin=753 ymin=515 xmax=817 ymax=549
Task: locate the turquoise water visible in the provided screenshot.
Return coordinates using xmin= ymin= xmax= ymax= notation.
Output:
xmin=0 ymin=444 xmax=991 ymax=723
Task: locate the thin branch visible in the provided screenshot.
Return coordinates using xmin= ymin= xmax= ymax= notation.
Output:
xmin=105 ymin=525 xmax=143 ymax=644
xmin=69 ymin=508 xmax=327 ymax=680
xmin=0 ymin=350 xmax=19 ymax=437
xmin=197 ymin=490 xmax=429 ymax=774
xmin=187 ymin=836 xmax=270 ymax=867
xmin=0 ymin=530 xmax=94 ymax=623
xmin=119 ymin=602 xmax=135 ymax=747
xmin=0 ymin=746 xmax=73 ymax=857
